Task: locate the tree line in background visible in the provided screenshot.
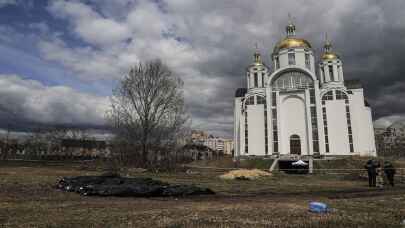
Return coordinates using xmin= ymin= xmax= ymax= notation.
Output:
xmin=0 ymin=59 xmax=214 ymax=170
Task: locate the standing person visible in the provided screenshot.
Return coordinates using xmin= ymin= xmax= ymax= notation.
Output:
xmin=365 ymin=160 xmax=377 ymax=187
xmin=376 ymin=165 xmax=384 ymax=188
xmin=384 ymin=161 xmax=396 ymax=187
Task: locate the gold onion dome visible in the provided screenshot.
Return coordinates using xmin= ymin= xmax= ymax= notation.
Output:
xmin=322 ymin=52 xmax=339 ymax=60
xmin=273 ymin=37 xmax=312 ymax=53
xmin=273 ymin=18 xmax=312 ymax=53
xmin=321 ymin=36 xmax=339 ymax=61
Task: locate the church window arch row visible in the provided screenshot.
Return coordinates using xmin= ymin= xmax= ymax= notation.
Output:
xmin=272 ymin=71 xmax=314 ymax=91
xmin=321 ymin=90 xmax=333 ymax=153
xmin=310 ymin=88 xmax=319 ymax=154
xmin=271 ymin=92 xmax=279 ymax=154
xmin=243 ymin=94 xmax=266 ymax=107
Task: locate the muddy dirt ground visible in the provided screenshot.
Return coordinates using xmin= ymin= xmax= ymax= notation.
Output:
xmin=1 ymin=160 xmax=405 ymax=227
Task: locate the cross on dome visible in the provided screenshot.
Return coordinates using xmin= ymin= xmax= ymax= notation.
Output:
xmin=324 ymin=33 xmax=333 ymax=52
xmin=286 ymin=13 xmax=296 ymax=37
xmin=253 ymin=43 xmax=262 ymax=64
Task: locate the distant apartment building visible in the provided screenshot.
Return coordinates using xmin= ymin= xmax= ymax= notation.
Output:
xmin=191 ymin=130 xmax=234 ymax=155
xmin=223 ymin=139 xmax=234 ymax=155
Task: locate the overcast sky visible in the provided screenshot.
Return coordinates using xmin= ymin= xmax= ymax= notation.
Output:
xmin=0 ymin=0 xmax=404 ymax=137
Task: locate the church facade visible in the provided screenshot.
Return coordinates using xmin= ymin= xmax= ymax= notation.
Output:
xmin=233 ymin=21 xmax=377 ymax=158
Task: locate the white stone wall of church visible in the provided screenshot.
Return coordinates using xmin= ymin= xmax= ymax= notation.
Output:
xmin=350 ymin=89 xmax=365 ymax=155
xmin=278 ymin=50 xmax=289 ymax=68
xmin=247 ymin=104 xmax=266 ymax=155
xmin=349 ymin=89 xmax=376 ymax=157
xmin=235 ymin=52 xmax=376 ymax=157
xmin=325 ymin=100 xmax=351 ymax=155
xmin=364 ymin=107 xmax=377 ymax=156
xmin=275 ymin=49 xmax=315 ymax=73
xmin=279 ymin=93 xmax=309 ymax=155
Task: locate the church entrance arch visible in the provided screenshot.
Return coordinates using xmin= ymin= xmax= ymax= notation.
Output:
xmin=290 ymin=134 xmax=301 ymax=155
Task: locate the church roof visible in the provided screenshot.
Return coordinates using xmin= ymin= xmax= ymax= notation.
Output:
xmin=273 ymin=19 xmax=312 ymax=54
xmin=344 ymin=79 xmax=363 ymax=89
xmin=273 ymin=37 xmax=312 ymax=54
xmin=235 ymin=88 xmax=247 ymax=97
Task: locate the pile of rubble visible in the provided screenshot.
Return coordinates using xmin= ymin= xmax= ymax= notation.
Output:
xmin=56 ymin=174 xmax=214 ymax=197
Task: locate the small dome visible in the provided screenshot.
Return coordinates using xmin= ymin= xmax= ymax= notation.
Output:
xmin=250 ymin=48 xmax=264 ymax=67
xmin=273 ymin=37 xmax=312 ymax=54
xmin=321 ymin=37 xmax=339 ymax=61
xmin=321 ymin=52 xmax=339 ymax=61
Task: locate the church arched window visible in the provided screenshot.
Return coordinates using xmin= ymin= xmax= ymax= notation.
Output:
xmin=329 ymin=65 xmax=334 ymax=81
xmin=305 ymin=53 xmax=310 ymax=69
xmin=335 ymin=90 xmax=349 ymax=104
xmin=288 ymin=51 xmax=295 ymax=65
xmin=245 ymin=96 xmax=255 ymax=105
xmin=322 ymin=91 xmax=333 ymax=100
xmin=322 ymin=91 xmax=333 ymax=105
xmin=257 ymin=96 xmax=266 ymax=105
xmin=272 ymin=71 xmax=313 ymax=91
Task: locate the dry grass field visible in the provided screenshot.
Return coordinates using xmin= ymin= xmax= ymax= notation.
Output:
xmin=1 ymin=160 xmax=405 ymax=227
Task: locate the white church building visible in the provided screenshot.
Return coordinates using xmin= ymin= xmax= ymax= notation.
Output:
xmin=233 ymin=21 xmax=376 ymax=158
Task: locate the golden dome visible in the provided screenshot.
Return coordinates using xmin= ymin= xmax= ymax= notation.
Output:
xmin=321 ymin=37 xmax=339 ymax=61
xmin=322 ymin=52 xmax=339 ymax=60
xmin=273 ymin=37 xmax=312 ymax=53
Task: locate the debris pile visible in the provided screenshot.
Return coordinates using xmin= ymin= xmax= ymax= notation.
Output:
xmin=56 ymin=174 xmax=214 ymax=197
xmin=219 ymin=169 xmax=271 ymax=180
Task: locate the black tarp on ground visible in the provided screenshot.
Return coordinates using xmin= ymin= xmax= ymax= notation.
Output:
xmin=56 ymin=174 xmax=215 ymax=197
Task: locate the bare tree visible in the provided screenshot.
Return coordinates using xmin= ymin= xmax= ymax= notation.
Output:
xmin=107 ymin=59 xmax=188 ymax=167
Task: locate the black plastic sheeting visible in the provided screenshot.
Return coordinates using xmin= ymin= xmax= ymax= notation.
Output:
xmin=56 ymin=174 xmax=215 ymax=197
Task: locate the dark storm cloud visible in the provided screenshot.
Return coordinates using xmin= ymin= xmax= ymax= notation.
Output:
xmin=1 ymin=0 xmax=405 ymax=136
xmin=327 ymin=1 xmax=405 ymax=124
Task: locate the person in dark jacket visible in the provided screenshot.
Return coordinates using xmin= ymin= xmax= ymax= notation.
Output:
xmin=365 ymin=160 xmax=377 ymax=187
xmin=384 ymin=161 xmax=396 ymax=187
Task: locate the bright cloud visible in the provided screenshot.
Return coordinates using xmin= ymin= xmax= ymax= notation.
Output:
xmin=0 ymin=0 xmax=16 ymax=8
xmin=0 ymin=74 xmax=109 ymax=127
